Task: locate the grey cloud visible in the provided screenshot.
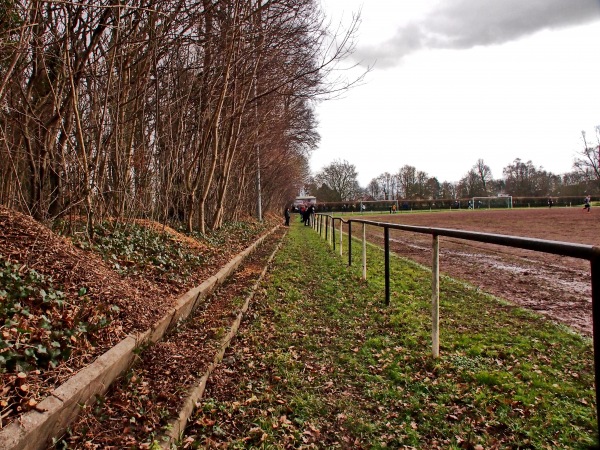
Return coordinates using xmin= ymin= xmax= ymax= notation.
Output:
xmin=356 ymin=0 xmax=600 ymax=68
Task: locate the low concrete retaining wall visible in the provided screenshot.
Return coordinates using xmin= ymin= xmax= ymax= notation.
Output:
xmin=158 ymin=235 xmax=285 ymax=448
xmin=0 ymin=226 xmax=279 ymax=450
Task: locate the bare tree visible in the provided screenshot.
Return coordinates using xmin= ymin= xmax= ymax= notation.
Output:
xmin=457 ymin=169 xmax=482 ymax=198
xmin=367 ymin=172 xmax=396 ymax=200
xmin=398 ymin=165 xmax=417 ymax=199
xmin=314 ymin=159 xmax=360 ymax=201
xmin=367 ymin=178 xmax=381 ymax=199
xmin=503 ymin=158 xmax=553 ymax=197
xmin=439 ymin=181 xmax=457 ymax=199
xmin=474 ymin=158 xmax=493 ymax=194
xmin=573 ymin=129 xmax=600 ymax=191
xmin=415 ymin=170 xmax=429 ymax=199
xmin=426 ymin=176 xmax=440 ymax=199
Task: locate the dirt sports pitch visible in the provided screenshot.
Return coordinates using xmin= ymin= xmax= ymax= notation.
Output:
xmin=353 ymin=207 xmax=598 ymax=336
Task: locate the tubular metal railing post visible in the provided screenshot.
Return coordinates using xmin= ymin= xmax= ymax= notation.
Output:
xmin=432 ymin=234 xmax=440 ymax=358
xmin=362 ymin=223 xmax=367 ymax=280
xmin=332 ymin=218 xmax=336 ymax=251
xmin=330 ymin=216 xmax=333 ymax=246
xmin=591 ymin=257 xmax=600 ymax=442
xmin=384 ymin=226 xmax=390 ymax=306
xmin=312 ymin=215 xmax=600 ymax=439
xmin=340 ymin=219 xmax=343 ymax=256
xmin=348 ymin=221 xmax=352 ymax=266
xmin=329 ymin=215 xmax=335 ymax=246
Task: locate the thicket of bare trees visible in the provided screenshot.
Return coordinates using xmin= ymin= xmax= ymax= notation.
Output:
xmin=0 ymin=0 xmax=360 ymax=233
xmin=364 ymin=150 xmax=599 ymax=203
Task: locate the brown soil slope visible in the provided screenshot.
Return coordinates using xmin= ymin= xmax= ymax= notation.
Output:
xmin=0 ymin=206 xmax=277 ymax=429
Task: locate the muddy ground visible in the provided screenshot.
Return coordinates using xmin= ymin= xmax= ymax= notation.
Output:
xmin=346 ymin=207 xmax=598 ymax=336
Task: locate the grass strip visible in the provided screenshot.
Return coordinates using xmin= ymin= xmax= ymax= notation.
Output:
xmin=186 ymin=220 xmax=596 ymax=449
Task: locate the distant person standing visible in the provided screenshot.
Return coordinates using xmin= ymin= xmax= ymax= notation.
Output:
xmin=548 ymin=198 xmax=553 ymax=208
xmin=583 ymin=195 xmax=591 ymax=213
xmin=284 ymin=208 xmax=290 ymax=226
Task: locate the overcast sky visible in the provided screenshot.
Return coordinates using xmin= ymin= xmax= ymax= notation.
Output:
xmin=312 ymin=0 xmax=600 ymax=186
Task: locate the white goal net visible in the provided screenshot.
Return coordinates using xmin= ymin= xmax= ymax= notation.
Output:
xmin=358 ymin=200 xmax=399 ymax=213
xmin=470 ymin=196 xmax=513 ymax=209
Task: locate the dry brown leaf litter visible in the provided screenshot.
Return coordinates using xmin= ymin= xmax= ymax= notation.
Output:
xmin=62 ymin=229 xmax=285 ymax=448
xmin=0 ymin=205 xmax=279 ymax=430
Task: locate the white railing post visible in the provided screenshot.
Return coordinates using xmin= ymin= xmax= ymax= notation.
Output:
xmin=432 ymin=234 xmax=440 ymax=358
xmin=362 ymin=223 xmax=367 ymax=280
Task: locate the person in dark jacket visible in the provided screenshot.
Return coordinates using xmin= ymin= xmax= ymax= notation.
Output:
xmin=284 ymin=208 xmax=291 ymax=226
xmin=303 ymin=207 xmax=310 ymax=226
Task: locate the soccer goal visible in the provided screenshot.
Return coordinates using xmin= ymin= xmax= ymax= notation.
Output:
xmin=358 ymin=200 xmax=399 ymax=214
xmin=471 ymin=196 xmax=513 ymax=209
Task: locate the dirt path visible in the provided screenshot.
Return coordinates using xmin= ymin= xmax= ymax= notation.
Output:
xmin=352 ymin=208 xmax=597 ymax=336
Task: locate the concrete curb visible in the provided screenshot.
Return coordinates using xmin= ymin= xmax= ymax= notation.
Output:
xmin=0 ymin=226 xmax=280 ymax=450
xmin=158 ymin=232 xmax=286 ymax=449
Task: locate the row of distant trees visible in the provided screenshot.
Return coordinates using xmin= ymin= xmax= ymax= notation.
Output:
xmin=0 ymin=1 xmax=361 ymax=234
xmin=309 ymin=131 xmax=600 ymax=202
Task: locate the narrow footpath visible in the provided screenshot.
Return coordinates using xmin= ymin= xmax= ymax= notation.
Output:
xmin=57 ymin=227 xmax=286 ymax=448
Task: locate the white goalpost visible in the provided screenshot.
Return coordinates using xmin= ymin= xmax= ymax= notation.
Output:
xmin=470 ymin=196 xmax=513 ymax=209
xmin=358 ymin=199 xmax=399 ymax=213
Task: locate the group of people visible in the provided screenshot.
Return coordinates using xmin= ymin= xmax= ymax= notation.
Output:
xmin=282 ymin=196 xmax=593 ymax=225
xmin=284 ymin=204 xmax=315 ymax=226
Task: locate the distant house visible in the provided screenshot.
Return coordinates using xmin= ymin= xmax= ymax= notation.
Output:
xmin=293 ymin=196 xmax=317 ymax=210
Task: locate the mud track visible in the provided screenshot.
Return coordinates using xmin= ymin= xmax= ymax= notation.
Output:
xmin=352 ymin=208 xmax=597 ymax=336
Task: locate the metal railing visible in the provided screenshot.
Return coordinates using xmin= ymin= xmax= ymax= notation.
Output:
xmin=312 ymin=212 xmax=600 ymax=440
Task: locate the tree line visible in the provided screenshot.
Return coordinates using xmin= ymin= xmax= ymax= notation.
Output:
xmin=309 ymin=130 xmax=600 ymax=202
xmin=0 ymin=0 xmax=360 ymax=234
